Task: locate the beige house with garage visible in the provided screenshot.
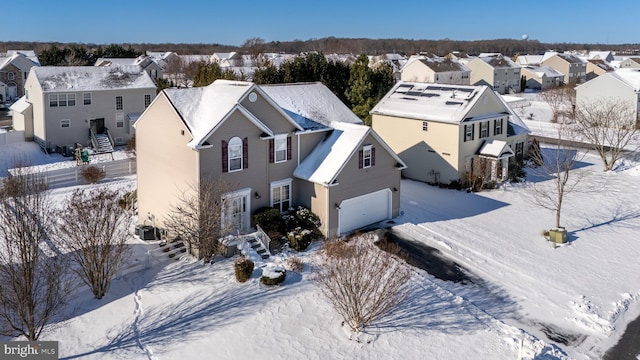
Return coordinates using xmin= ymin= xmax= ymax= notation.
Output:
xmin=521 ymin=66 xmax=564 ymax=91
xmin=19 ymin=66 xmax=156 ymax=154
xmin=135 ymin=80 xmax=405 ymax=238
xmin=371 ymin=81 xmax=529 ymax=187
xmin=540 ymin=52 xmax=587 ymax=84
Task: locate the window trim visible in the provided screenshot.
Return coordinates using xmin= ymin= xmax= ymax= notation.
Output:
xmin=67 ymin=93 xmax=76 ymax=106
xmin=480 ymin=121 xmax=489 ymax=138
xmin=144 ymin=94 xmax=151 ymax=108
xmin=115 ymin=95 xmax=123 ymax=111
xmin=228 ymin=137 xmax=243 ymax=172
xmin=362 ymin=144 xmax=372 ymax=169
xmin=464 ymin=123 xmax=474 ymax=142
xmin=49 ymin=94 xmax=58 ymax=107
xmin=7 ymin=72 xmax=14 ymax=80
xmin=116 ymin=113 xmax=125 ymax=128
xmin=422 ymin=121 xmax=428 ymax=132
xmin=274 ymin=134 xmax=287 ymax=163
xmin=494 ymin=118 xmax=503 ymax=135
xmin=83 ymin=92 xmax=92 ymax=105
xmin=270 ymin=178 xmax=292 ymax=213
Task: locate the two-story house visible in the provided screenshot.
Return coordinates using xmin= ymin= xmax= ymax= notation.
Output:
xmin=135 ymin=80 xmax=406 ymax=238
xmin=540 ymin=52 xmax=587 ymax=84
xmin=371 ymin=81 xmax=529 ymax=186
xmin=400 ymin=55 xmax=471 ymax=85
xmin=521 ymin=66 xmax=564 ymax=90
xmin=16 ymin=65 xmax=156 ymax=153
xmin=585 ymin=59 xmax=614 ymax=81
xmin=575 ymin=68 xmax=640 ymax=127
xmin=0 ymin=51 xmax=40 ymax=103
xmin=463 ymin=54 xmax=522 ymax=94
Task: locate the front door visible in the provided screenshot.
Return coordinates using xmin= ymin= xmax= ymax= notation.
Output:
xmin=223 ymin=189 xmax=250 ymax=234
xmin=90 ymin=118 xmax=105 ymax=134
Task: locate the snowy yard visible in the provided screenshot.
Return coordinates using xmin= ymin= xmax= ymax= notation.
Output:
xmin=2 ymin=93 xmax=640 ymax=359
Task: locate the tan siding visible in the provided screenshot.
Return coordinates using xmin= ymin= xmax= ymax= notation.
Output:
xmin=136 ymin=92 xmax=198 ymax=228
xmin=372 ymin=114 xmax=460 ymax=183
xmin=401 ymin=62 xmax=436 ymax=82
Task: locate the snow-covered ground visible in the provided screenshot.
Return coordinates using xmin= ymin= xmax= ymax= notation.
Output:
xmin=1 ymin=94 xmax=639 ymax=359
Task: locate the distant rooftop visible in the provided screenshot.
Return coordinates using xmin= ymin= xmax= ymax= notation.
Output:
xmin=32 ymin=66 xmax=156 ymax=92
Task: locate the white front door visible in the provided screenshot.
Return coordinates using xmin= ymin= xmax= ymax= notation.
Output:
xmin=223 ymin=189 xmax=251 ymax=234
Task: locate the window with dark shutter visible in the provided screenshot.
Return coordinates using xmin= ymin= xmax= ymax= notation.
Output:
xmin=221 ymin=140 xmax=228 ymax=173
xmin=286 ymin=136 xmax=292 ymax=161
xmin=358 ymin=150 xmax=363 ymax=169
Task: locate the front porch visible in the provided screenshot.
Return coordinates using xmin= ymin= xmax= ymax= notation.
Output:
xmin=466 ymin=139 xmax=514 ymax=189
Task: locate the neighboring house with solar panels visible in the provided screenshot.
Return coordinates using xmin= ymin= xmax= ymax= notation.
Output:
xmin=371 ymin=81 xmax=529 ymax=186
xmin=400 ymin=54 xmax=470 ymax=85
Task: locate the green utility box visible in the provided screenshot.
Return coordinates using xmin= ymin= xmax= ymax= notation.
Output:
xmin=549 ymin=227 xmax=567 ymax=244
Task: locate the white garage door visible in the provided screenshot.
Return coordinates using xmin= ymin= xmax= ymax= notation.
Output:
xmin=338 ymin=189 xmax=392 ymax=234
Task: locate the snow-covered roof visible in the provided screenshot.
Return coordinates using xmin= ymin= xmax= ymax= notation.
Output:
xmin=95 ymin=58 xmax=138 ymax=66
xmin=179 ymin=54 xmax=212 ymax=65
xmin=371 ymin=81 xmax=491 ymax=124
xmin=523 ymin=66 xmax=564 ymax=78
xmin=515 ymin=55 xmax=543 ymax=66
xmin=477 ymin=139 xmax=514 ymax=159
xmin=5 ymin=50 xmax=40 ymax=66
xmin=0 ymin=52 xmax=39 ymax=72
xmin=610 ymin=68 xmax=640 ymax=91
xmin=403 ymin=55 xmax=469 ymax=72
xmin=478 ymin=54 xmax=520 ymax=69
xmin=543 ymin=52 xmax=585 ymax=64
xmin=588 ymin=51 xmax=613 ymax=61
xmin=261 ymin=82 xmax=362 ymax=131
xmin=9 ymin=96 xmax=31 ymax=113
xmin=32 ymin=66 xmax=156 ymax=92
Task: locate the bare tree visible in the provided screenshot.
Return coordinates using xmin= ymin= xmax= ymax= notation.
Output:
xmin=540 ymin=85 xmax=575 ymax=123
xmin=529 ymin=126 xmax=588 ymax=229
xmin=574 ymin=97 xmax=639 ymax=171
xmin=57 ymin=188 xmax=132 ymax=299
xmin=163 ymin=177 xmax=237 ymax=262
xmin=164 ymin=56 xmax=186 ymax=87
xmin=0 ymin=167 xmax=75 ymax=340
xmin=315 ymin=236 xmax=412 ymax=336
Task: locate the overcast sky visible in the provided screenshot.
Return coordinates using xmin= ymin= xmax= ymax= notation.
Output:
xmin=4 ymin=0 xmax=639 ymax=46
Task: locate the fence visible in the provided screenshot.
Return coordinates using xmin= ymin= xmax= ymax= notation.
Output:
xmin=38 ymin=158 xmax=136 ymax=189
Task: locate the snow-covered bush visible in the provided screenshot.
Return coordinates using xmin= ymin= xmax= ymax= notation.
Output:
xmin=260 ymin=265 xmax=286 ymax=285
xmin=285 ymin=256 xmax=304 ymax=272
xmin=287 ymin=227 xmax=314 ymax=251
xmin=234 ymin=256 xmax=254 ymax=283
xmin=80 ymin=166 xmax=105 ymax=184
xmin=294 ymin=206 xmax=321 ymax=229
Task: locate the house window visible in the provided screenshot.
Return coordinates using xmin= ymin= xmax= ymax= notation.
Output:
xmin=116 ymin=113 xmax=124 ymax=128
xmin=271 ymin=179 xmax=292 ymax=213
xmin=222 ymin=137 xmax=248 ymax=173
xmin=269 ymin=135 xmax=291 ymax=163
xmin=49 ymin=94 xmax=58 ymax=107
xmin=7 ymin=72 xmax=14 ymax=80
xmin=274 ymin=135 xmax=287 ymax=162
xmin=60 ymin=119 xmax=70 ymax=128
xmin=144 ymin=94 xmax=152 ymax=108
xmin=480 ymin=121 xmax=489 ymax=138
xmin=422 ymin=121 xmax=428 ymax=131
xmin=84 ymin=92 xmax=92 ymax=105
xmin=464 ymin=123 xmax=474 ymax=142
xmin=115 ymin=96 xmax=123 ymax=110
xmin=58 ymin=94 xmax=67 ymax=107
xmin=68 ymin=94 xmax=76 ymax=106
xmin=228 ymin=137 xmax=243 ymax=172
xmin=494 ymin=118 xmax=503 ymax=135
xmin=359 ymin=145 xmax=375 ymax=169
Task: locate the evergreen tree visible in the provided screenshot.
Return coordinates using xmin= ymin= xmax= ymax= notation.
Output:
xmin=346 ymin=54 xmax=375 ymax=125
xmin=38 ymin=45 xmax=68 ymax=66
xmin=253 ymin=63 xmax=282 ymax=84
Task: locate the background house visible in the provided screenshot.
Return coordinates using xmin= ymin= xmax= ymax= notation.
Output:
xmin=540 ymin=52 xmax=587 ymax=84
xmin=0 ymin=50 xmax=40 ymax=103
xmin=585 ymin=59 xmax=614 ymax=81
xmin=20 ymin=65 xmax=156 ymax=153
xmin=521 ymin=66 xmax=564 ymax=90
xmin=619 ymin=57 xmax=640 ymax=68
xmin=400 ymin=55 xmax=470 ymax=85
xmin=462 ymin=53 xmax=521 ymax=94
xmin=95 ymin=55 xmax=165 ymax=81
xmin=136 ymin=80 xmax=405 ymax=239
xmin=371 ymin=81 xmax=529 ymax=186
xmin=575 ymin=68 xmax=640 ymax=126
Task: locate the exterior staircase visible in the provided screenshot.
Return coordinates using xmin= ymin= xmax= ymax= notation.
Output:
xmin=95 ymin=133 xmax=114 ymax=153
xmin=246 ymin=235 xmax=270 ymax=260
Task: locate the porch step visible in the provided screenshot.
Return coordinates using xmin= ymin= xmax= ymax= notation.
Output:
xmin=95 ymin=134 xmax=114 ymax=153
xmin=244 ymin=235 xmax=270 ymax=260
